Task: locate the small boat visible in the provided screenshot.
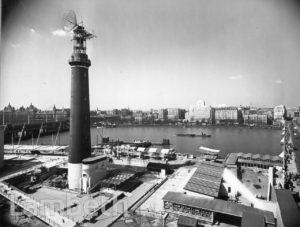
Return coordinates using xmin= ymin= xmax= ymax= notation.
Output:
xmin=176 ymin=133 xmax=211 ymax=138
xmin=133 ymin=140 xmax=152 ymax=147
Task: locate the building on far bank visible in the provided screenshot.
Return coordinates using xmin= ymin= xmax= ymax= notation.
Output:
xmin=1 ymin=103 xmax=69 ymax=125
xmin=243 ymin=108 xmax=268 ymax=125
xmin=286 ymin=107 xmax=299 ymax=119
xmin=151 ymin=109 xmax=159 ymax=120
xmin=134 ymin=110 xmax=146 ymax=123
xmin=274 ymin=105 xmax=286 ymax=124
xmin=158 ymin=109 xmax=168 ymax=121
xmin=167 ymin=108 xmax=185 ymax=121
xmin=186 ymin=100 xmax=213 ymax=124
xmin=214 ymin=107 xmax=239 ymax=125
xmin=112 ymin=109 xmax=120 ymax=116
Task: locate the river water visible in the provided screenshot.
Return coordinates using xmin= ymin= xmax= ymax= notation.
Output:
xmin=20 ymin=126 xmax=283 ymax=158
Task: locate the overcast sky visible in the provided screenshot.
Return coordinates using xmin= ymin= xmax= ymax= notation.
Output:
xmin=1 ymin=0 xmax=300 ymax=110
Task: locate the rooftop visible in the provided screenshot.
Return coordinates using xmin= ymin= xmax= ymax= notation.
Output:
xmin=177 ymin=215 xmax=197 ymax=227
xmin=162 ymin=191 xmax=275 ymax=225
xmin=241 ymin=211 xmax=265 ymax=227
xmin=275 ymin=189 xmax=300 ymax=227
xmin=236 ymin=152 xmax=282 ymax=162
xmin=184 ymin=161 xmax=224 ymax=198
xmin=225 ymin=153 xmax=239 ymax=165
xmin=224 ymin=152 xmax=283 ymax=166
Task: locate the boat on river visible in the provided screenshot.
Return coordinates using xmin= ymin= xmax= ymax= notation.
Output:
xmin=133 ymin=140 xmax=152 ymax=147
xmin=176 ymin=132 xmax=211 ymax=138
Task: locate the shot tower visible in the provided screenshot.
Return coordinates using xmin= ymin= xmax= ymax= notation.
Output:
xmin=65 ymin=11 xmax=95 ymax=190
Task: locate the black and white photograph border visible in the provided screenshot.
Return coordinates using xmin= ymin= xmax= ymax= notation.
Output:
xmin=1 ymin=1 xmax=300 ymax=227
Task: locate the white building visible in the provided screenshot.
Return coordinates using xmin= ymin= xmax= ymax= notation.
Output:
xmin=81 ymin=155 xmax=108 ymax=193
xmin=214 ymin=107 xmax=238 ymax=124
xmin=187 ymin=100 xmax=212 ymax=123
xmin=274 ymin=105 xmax=286 ymax=122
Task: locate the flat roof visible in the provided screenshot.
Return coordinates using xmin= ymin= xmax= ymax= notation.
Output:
xmin=82 ymin=155 xmax=107 ymax=164
xmin=225 ymin=153 xmax=238 ymax=165
xmin=184 ymin=161 xmax=224 ymax=198
xmin=137 ymin=147 xmax=146 ymax=152
xmin=162 ymin=191 xmax=275 ymax=225
xmin=148 ymin=148 xmax=157 ymax=153
xmin=161 ymin=149 xmax=170 ymax=154
xmin=275 ymin=189 xmax=300 ymax=227
xmin=241 ymin=211 xmax=265 ymax=227
xmin=177 ymin=215 xmax=197 ymax=227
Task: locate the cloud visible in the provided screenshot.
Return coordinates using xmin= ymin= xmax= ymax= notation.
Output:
xmin=52 ymin=29 xmax=68 ymax=37
xmin=229 ymin=74 xmax=244 ymax=80
xmin=274 ymin=79 xmax=283 ymax=84
xmin=10 ymin=43 xmax=21 ymax=49
xmin=30 ymin=28 xmax=36 ymax=33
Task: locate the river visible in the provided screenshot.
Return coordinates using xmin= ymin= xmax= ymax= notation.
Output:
xmin=20 ymin=126 xmax=282 ymax=158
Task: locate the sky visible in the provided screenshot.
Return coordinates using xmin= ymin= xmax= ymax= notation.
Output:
xmin=1 ymin=0 xmax=300 ymax=110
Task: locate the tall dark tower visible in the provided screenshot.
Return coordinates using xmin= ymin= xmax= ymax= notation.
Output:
xmin=65 ymin=12 xmax=95 ymax=190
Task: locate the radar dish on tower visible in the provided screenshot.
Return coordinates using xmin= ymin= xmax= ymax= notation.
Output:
xmin=63 ymin=10 xmax=78 ymax=31
xmin=62 ymin=10 xmax=96 ymax=40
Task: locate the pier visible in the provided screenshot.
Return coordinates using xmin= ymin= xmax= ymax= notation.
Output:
xmin=3 ymin=121 xmax=69 ymax=144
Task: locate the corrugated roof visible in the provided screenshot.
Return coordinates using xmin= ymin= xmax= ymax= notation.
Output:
xmin=275 ymin=189 xmax=300 ymax=227
xmin=237 ymin=159 xmax=281 ymax=167
xmin=162 ymin=191 xmax=275 ymax=225
xmin=235 ymin=153 xmax=282 ymax=162
xmin=241 ymin=211 xmax=265 ymax=227
xmin=184 ymin=161 xmax=224 ymax=197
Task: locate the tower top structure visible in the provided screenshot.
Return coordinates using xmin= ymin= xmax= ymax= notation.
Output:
xmin=63 ymin=11 xmax=96 ymax=68
xmin=71 ymin=25 xmax=95 ymax=54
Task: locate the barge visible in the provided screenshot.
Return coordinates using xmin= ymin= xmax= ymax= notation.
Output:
xmin=176 ymin=133 xmax=211 ymax=137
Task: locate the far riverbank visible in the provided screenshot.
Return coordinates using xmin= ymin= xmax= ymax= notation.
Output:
xmin=21 ymin=126 xmax=283 ymax=159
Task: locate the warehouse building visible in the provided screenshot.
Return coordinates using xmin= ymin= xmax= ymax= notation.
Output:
xmin=162 ymin=191 xmax=275 ymax=226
